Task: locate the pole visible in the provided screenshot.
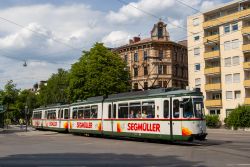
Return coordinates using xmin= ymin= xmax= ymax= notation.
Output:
xmin=25 ymin=105 xmax=28 ymax=132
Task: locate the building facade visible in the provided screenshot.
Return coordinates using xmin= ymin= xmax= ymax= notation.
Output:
xmin=188 ymin=0 xmax=250 ymax=120
xmin=114 ymin=21 xmax=188 ymax=90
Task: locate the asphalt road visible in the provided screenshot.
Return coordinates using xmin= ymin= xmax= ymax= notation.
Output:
xmin=0 ymin=128 xmax=250 ymax=167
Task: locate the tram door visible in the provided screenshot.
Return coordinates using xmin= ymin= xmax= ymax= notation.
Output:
xmin=171 ymin=97 xmax=182 ymax=140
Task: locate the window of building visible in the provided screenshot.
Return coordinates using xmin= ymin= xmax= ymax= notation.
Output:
xmin=158 ymin=81 xmax=163 ymax=87
xmin=134 ymin=52 xmax=138 ymax=62
xmin=164 ymin=100 xmax=169 ymax=118
xmin=235 ymin=91 xmax=241 ymax=99
xmin=226 ymin=91 xmax=233 ymax=99
xmin=134 ymin=67 xmax=138 ymax=77
xmin=224 ymin=41 xmax=231 ymax=50
xmin=124 ymin=55 xmax=128 ymax=63
xmin=144 ymin=66 xmax=148 ymax=75
xmin=212 ymin=45 xmax=219 ymax=51
xmin=232 ymin=56 xmax=240 ymax=66
xmin=133 ymin=83 xmax=138 ymax=90
xmin=232 ymin=39 xmax=239 ymax=49
xmin=233 ymin=73 xmax=240 ymax=83
xmin=143 ymin=51 xmax=147 ymax=61
xmin=158 ymin=65 xmax=163 ymax=74
xmin=232 ymin=23 xmax=238 ymax=31
xmin=144 ymin=82 xmax=148 ymax=90
xmin=225 ymin=74 xmax=232 ymax=84
xmin=194 ymin=47 xmax=200 ymax=56
xmin=224 ymin=25 xmax=230 ymax=33
xmin=225 ymin=57 xmax=231 ymax=67
xmin=194 ymin=63 xmax=200 ymax=71
xmin=209 ymin=109 xmax=220 ymax=115
xmin=159 ymin=50 xmax=163 ymax=60
xmin=163 ymin=81 xmax=168 ymax=88
xmin=194 ymin=34 xmax=200 ymax=41
xmin=212 ymin=93 xmax=221 ymax=100
xmin=193 ymin=18 xmax=199 ymax=26
xmin=195 ymin=78 xmax=201 ymax=87
xmin=158 ymin=26 xmax=163 ymax=38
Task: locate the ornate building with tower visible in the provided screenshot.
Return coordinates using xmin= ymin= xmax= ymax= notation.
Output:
xmin=114 ymin=20 xmax=188 ymax=90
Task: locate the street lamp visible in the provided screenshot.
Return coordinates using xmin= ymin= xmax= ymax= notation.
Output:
xmin=25 ymin=105 xmax=28 ymax=132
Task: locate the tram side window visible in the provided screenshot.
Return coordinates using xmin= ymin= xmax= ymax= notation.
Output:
xmin=164 ymin=100 xmax=169 ymax=118
xmin=91 ymin=105 xmax=98 ymax=118
xmin=45 ymin=111 xmax=47 ymax=119
xmin=113 ymin=104 xmax=117 ymax=118
xmin=108 ymin=104 xmax=112 ymax=118
xmin=58 ymin=110 xmax=60 ymax=119
xmin=64 ymin=109 xmax=69 ymax=119
xmin=142 ymin=101 xmax=155 ymax=118
xmin=78 ymin=107 xmax=84 ymax=119
xmin=72 ymin=108 xmax=77 ymax=119
xmin=60 ymin=109 xmax=64 ymax=119
xmin=129 ymin=102 xmax=141 ymax=118
xmin=182 ymin=98 xmax=194 ymax=118
xmin=173 ymin=100 xmax=180 ymax=118
xmin=47 ymin=110 xmax=56 ymax=119
xmin=84 ymin=106 xmax=91 ymax=118
xmin=118 ymin=103 xmax=128 ymax=118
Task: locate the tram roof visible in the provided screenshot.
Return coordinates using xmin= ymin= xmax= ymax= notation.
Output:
xmin=105 ymin=88 xmax=202 ymax=102
xmin=34 ymin=103 xmax=70 ymax=110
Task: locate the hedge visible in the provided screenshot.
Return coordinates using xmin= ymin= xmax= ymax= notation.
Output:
xmin=226 ymin=105 xmax=250 ymax=129
xmin=205 ymin=115 xmax=221 ymax=128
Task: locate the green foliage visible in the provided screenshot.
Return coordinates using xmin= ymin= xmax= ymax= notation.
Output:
xmin=69 ymin=43 xmax=130 ymax=101
xmin=38 ymin=68 xmax=70 ymax=105
xmin=205 ymin=115 xmax=221 ymax=128
xmin=226 ymin=105 xmax=250 ymax=129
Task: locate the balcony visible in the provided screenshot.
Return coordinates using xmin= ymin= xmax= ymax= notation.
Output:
xmin=242 ymin=26 xmax=250 ymax=35
xmin=243 ymin=62 xmax=250 ymax=69
xmin=205 ymin=83 xmax=221 ymax=91
xmin=204 ymin=50 xmax=220 ymax=59
xmin=245 ymin=98 xmax=250 ymax=105
xmin=205 ymin=99 xmax=222 ymax=108
xmin=244 ymin=80 xmax=250 ymax=87
xmin=204 ymin=67 xmax=221 ymax=75
xmin=204 ymin=34 xmax=219 ymax=43
xmin=243 ymin=44 xmax=250 ymax=52
xmin=203 ymin=9 xmax=250 ymax=28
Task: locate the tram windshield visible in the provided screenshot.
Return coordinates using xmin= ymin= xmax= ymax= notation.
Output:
xmin=193 ymin=98 xmax=204 ymax=119
xmin=182 ymin=97 xmax=204 ymax=119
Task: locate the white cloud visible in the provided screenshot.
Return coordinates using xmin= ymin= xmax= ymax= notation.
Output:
xmin=102 ymin=31 xmax=134 ymax=47
xmin=200 ymin=1 xmax=222 ymax=12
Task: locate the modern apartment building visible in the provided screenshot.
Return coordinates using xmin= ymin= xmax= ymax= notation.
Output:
xmin=114 ymin=20 xmax=188 ymax=90
xmin=188 ymin=0 xmax=250 ymax=120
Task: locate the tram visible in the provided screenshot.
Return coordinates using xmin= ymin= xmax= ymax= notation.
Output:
xmin=32 ymin=88 xmax=207 ymax=141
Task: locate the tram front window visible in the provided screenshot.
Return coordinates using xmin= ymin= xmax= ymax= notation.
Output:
xmin=193 ymin=98 xmax=204 ymax=119
xmin=182 ymin=98 xmax=194 ymax=118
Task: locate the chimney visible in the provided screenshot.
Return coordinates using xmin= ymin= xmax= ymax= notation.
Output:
xmin=129 ymin=39 xmax=134 ymax=44
xmin=133 ymin=36 xmax=141 ymax=43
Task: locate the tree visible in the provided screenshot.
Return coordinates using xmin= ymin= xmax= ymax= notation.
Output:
xmin=69 ymin=43 xmax=130 ymax=101
xmin=38 ymin=68 xmax=70 ymax=105
xmin=0 ymin=80 xmax=19 ymax=124
xmin=15 ymin=89 xmax=39 ymax=121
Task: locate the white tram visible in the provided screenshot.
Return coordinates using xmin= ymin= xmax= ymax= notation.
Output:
xmin=32 ymin=88 xmax=207 ymax=141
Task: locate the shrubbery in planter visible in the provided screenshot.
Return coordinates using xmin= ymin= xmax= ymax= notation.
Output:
xmin=226 ymin=105 xmax=250 ymax=129
xmin=205 ymin=115 xmax=221 ymax=128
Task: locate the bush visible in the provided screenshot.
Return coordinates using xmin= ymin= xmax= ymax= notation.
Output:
xmin=226 ymin=105 xmax=250 ymax=129
xmin=205 ymin=115 xmax=221 ymax=128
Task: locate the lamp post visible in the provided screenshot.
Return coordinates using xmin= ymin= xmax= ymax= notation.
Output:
xmin=25 ymin=105 xmax=28 ymax=132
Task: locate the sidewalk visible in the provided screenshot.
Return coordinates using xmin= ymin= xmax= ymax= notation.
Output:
xmin=0 ymin=125 xmax=34 ymax=134
xmin=207 ymin=128 xmax=250 ymax=135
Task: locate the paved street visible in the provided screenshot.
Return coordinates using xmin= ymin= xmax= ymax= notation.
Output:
xmin=0 ymin=128 xmax=250 ymax=167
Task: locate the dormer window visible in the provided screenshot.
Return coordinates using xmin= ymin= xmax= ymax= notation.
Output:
xmin=158 ymin=26 xmax=163 ymax=38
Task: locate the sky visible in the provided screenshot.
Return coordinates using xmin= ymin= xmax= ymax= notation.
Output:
xmin=0 ymin=0 xmax=231 ymax=90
